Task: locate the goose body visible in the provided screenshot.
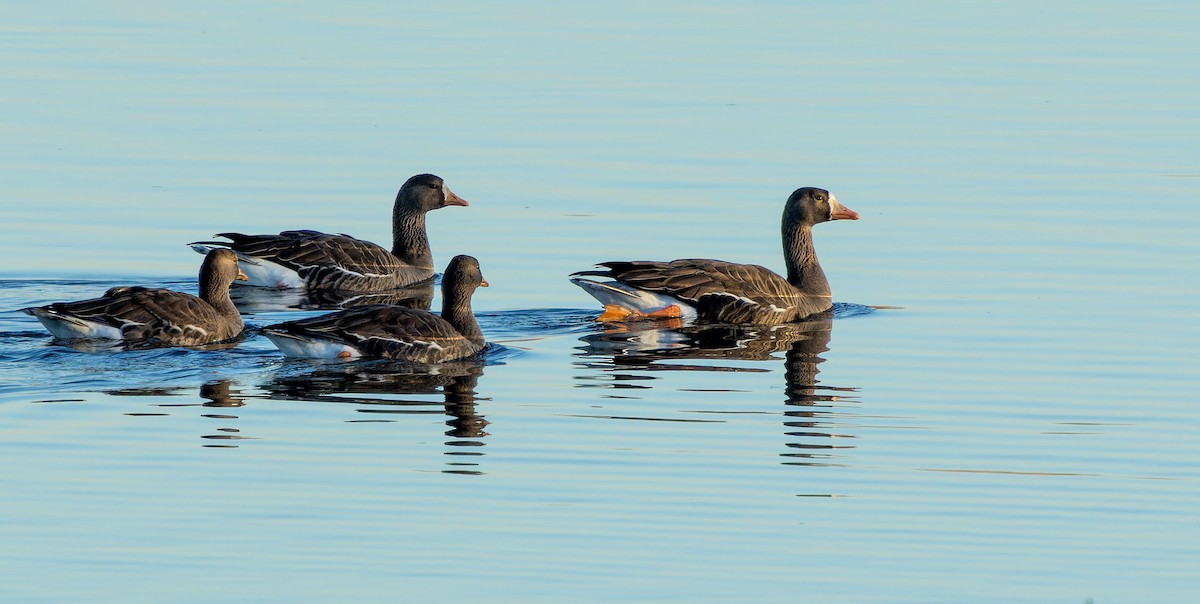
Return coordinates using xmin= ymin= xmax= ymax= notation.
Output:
xmin=572 ymin=187 xmax=858 ymax=325
xmin=22 ymin=249 xmax=248 ymax=346
xmin=263 ymin=255 xmax=488 ymax=362
xmin=191 ymin=174 xmax=467 ymax=291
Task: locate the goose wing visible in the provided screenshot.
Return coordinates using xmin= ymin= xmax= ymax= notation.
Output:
xmin=209 ymin=231 xmax=428 ymax=289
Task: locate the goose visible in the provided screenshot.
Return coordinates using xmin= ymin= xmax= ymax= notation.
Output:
xmin=571 ymin=186 xmax=858 ymax=325
xmin=190 ymin=173 xmax=467 ymax=291
xmin=22 ymin=248 xmax=248 ymax=346
xmin=263 ymin=255 xmax=488 ymax=362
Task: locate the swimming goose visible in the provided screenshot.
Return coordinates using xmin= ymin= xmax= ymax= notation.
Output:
xmin=263 ymin=255 xmax=488 ymax=362
xmin=571 ymin=187 xmax=858 ymax=324
xmin=190 ymin=173 xmax=468 ymax=291
xmin=22 ymin=248 xmax=248 ymax=346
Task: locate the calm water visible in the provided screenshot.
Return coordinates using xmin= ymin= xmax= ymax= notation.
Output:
xmin=2 ymin=2 xmax=1198 ymax=602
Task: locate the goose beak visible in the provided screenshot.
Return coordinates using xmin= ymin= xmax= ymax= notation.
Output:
xmin=479 ymin=279 xmax=489 ymax=287
xmin=443 ymin=185 xmax=469 ymax=207
xmin=829 ymin=196 xmax=859 ymax=220
xmin=236 ymin=268 xmax=249 ymax=282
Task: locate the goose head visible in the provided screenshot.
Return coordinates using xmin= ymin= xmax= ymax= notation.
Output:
xmin=784 ymin=187 xmax=859 ymax=227
xmin=396 ymin=173 xmax=469 ymax=214
xmin=442 ymin=254 xmax=489 ymax=299
xmin=201 ymin=248 xmax=249 ymax=289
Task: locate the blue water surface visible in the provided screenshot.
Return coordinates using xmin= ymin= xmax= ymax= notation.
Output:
xmin=2 ymin=2 xmax=1198 ymax=603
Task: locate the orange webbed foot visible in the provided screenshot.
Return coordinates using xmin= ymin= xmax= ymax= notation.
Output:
xmin=597 ymin=305 xmax=634 ymax=322
xmin=596 ymin=304 xmax=682 ymax=323
xmin=642 ymin=305 xmax=682 ymax=319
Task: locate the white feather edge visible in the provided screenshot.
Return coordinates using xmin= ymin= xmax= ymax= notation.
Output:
xmin=701 ymin=291 xmax=791 ymax=314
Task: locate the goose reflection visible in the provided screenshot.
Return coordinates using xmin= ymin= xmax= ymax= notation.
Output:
xmin=264 ymin=359 xmax=489 ymax=474
xmin=575 ymin=318 xmax=859 ymax=467
xmin=229 ymin=281 xmax=434 ymax=313
xmin=49 ymin=333 xmax=246 ymax=354
xmin=109 ymin=379 xmax=252 ymax=447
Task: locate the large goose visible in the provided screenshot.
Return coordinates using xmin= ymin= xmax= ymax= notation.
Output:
xmin=263 ymin=255 xmax=488 ymax=362
xmin=571 ymin=186 xmax=858 ymax=324
xmin=22 ymin=248 xmax=248 ymax=346
xmin=191 ymin=173 xmax=467 ymax=291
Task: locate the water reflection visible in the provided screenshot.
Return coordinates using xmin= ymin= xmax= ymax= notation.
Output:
xmin=44 ymin=333 xmax=246 ymax=354
xmin=229 ymin=282 xmax=434 ymax=313
xmin=264 ymin=359 xmax=489 ymax=474
xmin=110 ymin=379 xmax=251 ymax=448
xmin=575 ymin=319 xmax=860 ymax=467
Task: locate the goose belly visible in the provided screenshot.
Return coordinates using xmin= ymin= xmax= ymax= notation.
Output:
xmin=31 ymin=311 xmax=125 ymax=340
xmin=263 ymin=331 xmax=362 ymax=359
xmin=238 ymin=258 xmax=305 ymax=289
